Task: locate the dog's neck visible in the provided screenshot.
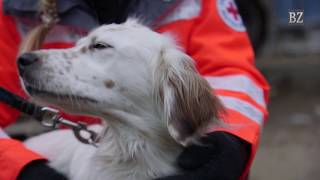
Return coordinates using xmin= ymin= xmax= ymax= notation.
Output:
xmin=94 ymin=109 xmax=182 ymax=178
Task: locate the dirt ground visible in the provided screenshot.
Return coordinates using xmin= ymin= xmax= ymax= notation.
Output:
xmin=250 ymin=56 xmax=320 ymax=180
xmin=251 ymin=92 xmax=320 ymax=180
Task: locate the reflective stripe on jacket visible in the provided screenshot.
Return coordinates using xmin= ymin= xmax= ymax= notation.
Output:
xmin=0 ymin=0 xmax=269 ymax=179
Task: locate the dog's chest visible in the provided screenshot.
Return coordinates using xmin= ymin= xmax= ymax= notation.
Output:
xmin=26 ymin=126 xmax=180 ymax=180
xmin=68 ymin=151 xmax=179 ymax=180
xmin=65 ymin=137 xmax=180 ymax=180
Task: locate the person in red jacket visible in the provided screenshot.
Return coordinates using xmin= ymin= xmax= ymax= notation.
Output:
xmin=0 ymin=0 xmax=269 ymax=180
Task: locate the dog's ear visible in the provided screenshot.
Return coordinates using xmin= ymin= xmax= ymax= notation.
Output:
xmin=154 ymin=46 xmax=223 ymax=146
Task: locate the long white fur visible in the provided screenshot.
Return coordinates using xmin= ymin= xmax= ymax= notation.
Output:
xmin=22 ymin=19 xmax=217 ymax=180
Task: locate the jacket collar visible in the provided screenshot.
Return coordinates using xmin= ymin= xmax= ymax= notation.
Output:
xmin=3 ymin=0 xmax=99 ymax=29
xmin=3 ymin=0 xmax=180 ymax=30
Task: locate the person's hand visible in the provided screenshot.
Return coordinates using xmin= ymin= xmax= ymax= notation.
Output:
xmin=155 ymin=132 xmax=250 ymax=180
xmin=17 ymin=160 xmax=68 ymax=180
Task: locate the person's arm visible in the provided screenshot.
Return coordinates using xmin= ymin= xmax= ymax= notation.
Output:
xmin=156 ymin=0 xmax=269 ymax=179
xmin=156 ymin=132 xmax=250 ymax=180
xmin=188 ymin=1 xmax=269 ymax=177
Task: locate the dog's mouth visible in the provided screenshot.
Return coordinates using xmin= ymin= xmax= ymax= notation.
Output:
xmin=25 ymin=84 xmax=98 ymax=104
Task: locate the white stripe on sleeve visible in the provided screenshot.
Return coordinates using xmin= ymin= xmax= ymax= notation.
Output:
xmin=205 ymin=75 xmax=266 ymax=107
xmin=0 ymin=127 xmax=9 ymax=138
xmin=218 ymin=95 xmax=264 ymax=125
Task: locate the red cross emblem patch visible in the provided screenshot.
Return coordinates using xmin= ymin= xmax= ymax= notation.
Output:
xmin=217 ymin=0 xmax=245 ymax=32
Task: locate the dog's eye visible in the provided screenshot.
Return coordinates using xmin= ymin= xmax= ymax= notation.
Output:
xmin=90 ymin=42 xmax=113 ymax=50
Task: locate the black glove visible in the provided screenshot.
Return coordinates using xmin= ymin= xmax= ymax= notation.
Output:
xmin=17 ymin=160 xmax=68 ymax=180
xmin=155 ymin=132 xmax=250 ymax=180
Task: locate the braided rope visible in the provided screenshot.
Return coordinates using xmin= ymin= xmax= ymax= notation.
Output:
xmin=40 ymin=0 xmax=59 ymax=27
xmin=19 ymin=0 xmax=59 ymax=54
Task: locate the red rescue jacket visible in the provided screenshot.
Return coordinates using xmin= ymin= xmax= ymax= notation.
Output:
xmin=0 ymin=0 xmax=269 ymax=179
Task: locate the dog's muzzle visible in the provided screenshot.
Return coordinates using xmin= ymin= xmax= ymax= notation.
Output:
xmin=17 ymin=53 xmax=39 ymax=75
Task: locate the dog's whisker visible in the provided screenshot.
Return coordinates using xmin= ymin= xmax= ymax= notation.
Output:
xmin=69 ymin=94 xmax=75 ymax=110
xmin=71 ymin=94 xmax=80 ymax=110
xmin=58 ymin=92 xmax=62 ymax=103
xmin=75 ymin=96 xmax=82 ymax=109
xmin=73 ymin=95 xmax=79 ymax=109
xmin=72 ymin=94 xmax=80 ymax=110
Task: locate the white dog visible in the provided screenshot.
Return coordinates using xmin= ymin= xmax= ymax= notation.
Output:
xmin=19 ymin=20 xmax=222 ymax=180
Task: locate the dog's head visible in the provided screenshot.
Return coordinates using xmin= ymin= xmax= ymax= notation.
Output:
xmin=18 ymin=20 xmax=222 ymax=145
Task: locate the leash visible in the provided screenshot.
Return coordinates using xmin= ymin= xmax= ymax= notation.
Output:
xmin=0 ymin=86 xmax=99 ymax=147
xmin=2 ymin=0 xmax=99 ymax=147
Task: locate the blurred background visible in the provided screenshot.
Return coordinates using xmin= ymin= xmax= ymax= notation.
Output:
xmin=5 ymin=0 xmax=320 ymax=179
xmin=235 ymin=0 xmax=320 ymax=179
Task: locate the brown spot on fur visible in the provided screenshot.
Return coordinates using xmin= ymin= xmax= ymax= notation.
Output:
xmin=91 ymin=36 xmax=97 ymax=44
xmin=88 ymin=37 xmax=98 ymax=51
xmin=80 ymin=46 xmax=88 ymax=54
xmin=104 ymin=80 xmax=115 ymax=89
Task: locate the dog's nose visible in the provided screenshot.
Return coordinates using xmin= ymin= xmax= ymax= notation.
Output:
xmin=17 ymin=53 xmax=39 ymax=74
